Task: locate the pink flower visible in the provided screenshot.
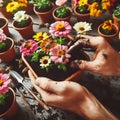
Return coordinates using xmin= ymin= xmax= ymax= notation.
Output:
xmin=0 ymin=73 xmax=11 ymax=94
xmin=73 ymin=0 xmax=79 ymax=6
xmin=55 ymin=0 xmax=67 ymax=6
xmin=20 ymin=39 xmax=38 ymax=56
xmin=50 ymin=45 xmax=71 ymax=64
xmin=49 ymin=21 xmax=72 ymax=37
xmin=0 ymin=29 xmax=6 ymax=42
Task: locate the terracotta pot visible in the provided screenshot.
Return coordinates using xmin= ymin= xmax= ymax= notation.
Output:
xmin=52 ymin=7 xmax=72 ymax=22
xmin=0 ymin=7 xmax=13 ymax=19
xmin=98 ymin=23 xmax=119 ymax=42
xmin=113 ymin=15 xmax=120 ymax=30
xmin=0 ymin=87 xmax=19 ymax=120
xmin=12 ymin=16 xmax=34 ymax=39
xmin=33 ymin=3 xmax=54 ymax=24
xmin=0 ymin=17 xmax=10 ymax=37
xmin=0 ymin=37 xmax=16 ymax=62
xmin=22 ymin=51 xmax=90 ymax=81
xmin=73 ymin=5 xmax=90 ymax=22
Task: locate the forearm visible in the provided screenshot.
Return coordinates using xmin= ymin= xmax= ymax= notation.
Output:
xmin=74 ymin=88 xmax=118 ymax=120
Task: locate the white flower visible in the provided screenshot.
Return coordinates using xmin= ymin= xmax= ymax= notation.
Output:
xmin=13 ymin=10 xmax=29 ymax=22
xmin=40 ymin=56 xmax=51 ymax=68
xmin=73 ymin=22 xmax=92 ymax=34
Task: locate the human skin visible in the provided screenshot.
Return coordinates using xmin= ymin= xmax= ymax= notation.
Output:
xmin=68 ymin=35 xmax=120 ymax=76
xmin=28 ymin=70 xmax=118 ymax=120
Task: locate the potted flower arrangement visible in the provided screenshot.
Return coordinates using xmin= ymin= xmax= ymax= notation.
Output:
xmin=73 ymin=0 xmax=111 ymax=21
xmin=52 ymin=0 xmax=72 ymax=22
xmin=98 ymin=19 xmax=119 ymax=41
xmin=73 ymin=0 xmax=90 ymax=21
xmin=113 ymin=7 xmax=120 ymax=30
xmin=0 ymin=72 xmax=19 ymax=120
xmin=21 ymin=21 xmax=90 ymax=81
xmin=0 ymin=17 xmax=10 ymax=37
xmin=12 ymin=10 xmax=34 ymax=39
xmin=0 ymin=29 xmax=16 ymax=62
xmin=31 ymin=0 xmax=55 ymax=23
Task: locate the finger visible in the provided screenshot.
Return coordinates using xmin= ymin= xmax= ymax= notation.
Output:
xmin=71 ymin=60 xmax=99 ymax=72
xmin=77 ymin=34 xmax=104 ymax=48
xmin=28 ymin=70 xmax=62 ymax=104
xmin=35 ymin=77 xmax=65 ymax=94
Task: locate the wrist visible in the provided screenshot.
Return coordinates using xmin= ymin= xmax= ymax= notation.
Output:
xmin=73 ymin=88 xmax=118 ymax=120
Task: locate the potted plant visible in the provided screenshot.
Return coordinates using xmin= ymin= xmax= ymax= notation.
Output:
xmin=73 ymin=0 xmax=90 ymax=22
xmin=12 ymin=10 xmax=34 ymax=39
xmin=31 ymin=0 xmax=55 ymax=23
xmin=20 ymin=21 xmax=90 ymax=81
xmin=98 ymin=19 xmax=119 ymax=42
xmin=113 ymin=7 xmax=120 ymax=30
xmin=0 ymin=72 xmax=19 ymax=120
xmin=0 ymin=17 xmax=10 ymax=37
xmin=52 ymin=0 xmax=72 ymax=22
xmin=0 ymin=29 xmax=16 ymax=63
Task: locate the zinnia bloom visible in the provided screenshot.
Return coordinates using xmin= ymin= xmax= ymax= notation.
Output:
xmin=33 ymin=32 xmax=49 ymax=42
xmin=13 ymin=10 xmax=29 ymax=22
xmin=49 ymin=21 xmax=72 ymax=37
xmin=73 ymin=22 xmax=92 ymax=34
xmin=40 ymin=56 xmax=51 ymax=68
xmin=20 ymin=39 xmax=38 ymax=56
xmin=6 ymin=1 xmax=20 ymax=13
xmin=102 ymin=20 xmax=113 ymax=31
xmin=50 ymin=45 xmax=71 ymax=64
xmin=0 ymin=73 xmax=11 ymax=94
xmin=18 ymin=0 xmax=28 ymax=7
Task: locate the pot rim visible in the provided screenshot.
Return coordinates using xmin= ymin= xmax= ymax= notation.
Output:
xmin=0 ymin=37 xmax=14 ymax=55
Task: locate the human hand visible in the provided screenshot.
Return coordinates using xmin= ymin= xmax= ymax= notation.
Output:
xmin=28 ymin=70 xmax=117 ymax=120
xmin=68 ymin=35 xmax=120 ymax=76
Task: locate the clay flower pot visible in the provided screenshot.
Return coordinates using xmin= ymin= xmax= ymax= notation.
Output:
xmin=0 ymin=37 xmax=16 ymax=63
xmin=52 ymin=7 xmax=72 ymax=22
xmin=0 ymin=87 xmax=19 ymax=120
xmin=12 ymin=16 xmax=34 ymax=39
xmin=113 ymin=15 xmax=120 ymax=30
xmin=73 ymin=5 xmax=90 ymax=22
xmin=33 ymin=3 xmax=55 ymax=24
xmin=0 ymin=17 xmax=10 ymax=37
xmin=98 ymin=23 xmax=119 ymax=42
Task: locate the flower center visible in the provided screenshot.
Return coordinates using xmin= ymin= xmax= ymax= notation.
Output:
xmin=57 ymin=50 xmax=64 ymax=57
xmin=24 ymin=42 xmax=32 ymax=49
xmin=43 ymin=59 xmax=48 ymax=64
xmin=79 ymin=26 xmax=85 ymax=31
xmin=0 ymin=79 xmax=3 ymax=86
xmin=56 ymin=23 xmax=65 ymax=31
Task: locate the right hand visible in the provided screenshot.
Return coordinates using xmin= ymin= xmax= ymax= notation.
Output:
xmin=68 ymin=35 xmax=120 ymax=76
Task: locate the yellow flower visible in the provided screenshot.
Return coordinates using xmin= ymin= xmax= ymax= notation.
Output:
xmin=102 ymin=20 xmax=113 ymax=31
xmin=18 ymin=0 xmax=28 ymax=7
xmin=101 ymin=0 xmax=111 ymax=10
xmin=33 ymin=32 xmax=49 ymax=42
xmin=78 ymin=0 xmax=88 ymax=6
xmin=6 ymin=1 xmax=20 ymax=13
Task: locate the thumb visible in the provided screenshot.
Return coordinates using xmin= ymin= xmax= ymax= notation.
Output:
xmin=35 ymin=77 xmax=63 ymax=94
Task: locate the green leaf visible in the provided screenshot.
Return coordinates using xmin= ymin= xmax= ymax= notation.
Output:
xmin=0 ymin=42 xmax=6 ymax=50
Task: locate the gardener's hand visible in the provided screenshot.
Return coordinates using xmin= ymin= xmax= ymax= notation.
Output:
xmin=28 ymin=70 xmax=118 ymax=120
xmin=68 ymin=35 xmax=120 ymax=76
